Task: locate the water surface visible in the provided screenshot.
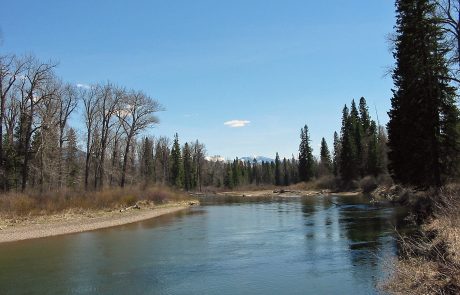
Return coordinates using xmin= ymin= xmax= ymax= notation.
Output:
xmin=0 ymin=195 xmax=408 ymax=295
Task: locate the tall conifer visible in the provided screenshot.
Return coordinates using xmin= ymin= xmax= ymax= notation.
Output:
xmin=388 ymin=0 xmax=459 ymax=186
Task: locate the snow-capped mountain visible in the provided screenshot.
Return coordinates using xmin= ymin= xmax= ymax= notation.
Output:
xmin=205 ymin=155 xmax=226 ymax=162
xmin=240 ymin=156 xmax=275 ymax=163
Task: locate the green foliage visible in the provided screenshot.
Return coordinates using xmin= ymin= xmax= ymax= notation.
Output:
xmin=283 ymin=158 xmax=290 ymax=186
xmin=170 ymin=133 xmax=183 ymax=188
xmin=387 ymin=0 xmax=459 ymax=187
xmin=65 ymin=128 xmax=80 ymax=188
xmin=319 ymin=137 xmax=332 ymax=176
xmin=298 ymin=125 xmax=314 ymax=182
xmin=275 ymin=152 xmax=281 ymax=186
xmin=182 ymin=142 xmax=193 ymax=191
xmin=140 ymin=137 xmax=155 ymax=183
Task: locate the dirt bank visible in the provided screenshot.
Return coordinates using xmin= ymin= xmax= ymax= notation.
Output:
xmin=0 ymin=201 xmax=198 ymax=244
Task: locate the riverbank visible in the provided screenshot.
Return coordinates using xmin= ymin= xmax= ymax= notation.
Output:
xmin=382 ymin=184 xmax=460 ymax=294
xmin=0 ymin=201 xmax=197 ymax=244
xmin=213 ymin=189 xmax=361 ymax=198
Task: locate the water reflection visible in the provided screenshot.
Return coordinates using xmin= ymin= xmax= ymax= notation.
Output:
xmin=0 ymin=196 xmax=408 ymax=295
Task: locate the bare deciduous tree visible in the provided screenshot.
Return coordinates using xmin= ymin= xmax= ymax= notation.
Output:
xmin=56 ymin=82 xmax=78 ymax=187
xmin=17 ymin=56 xmax=57 ymax=191
xmin=96 ymin=83 xmax=123 ymax=189
xmin=81 ymin=85 xmax=99 ymax=190
xmin=116 ymin=90 xmax=162 ymax=187
xmin=435 ymin=0 xmax=460 ymax=82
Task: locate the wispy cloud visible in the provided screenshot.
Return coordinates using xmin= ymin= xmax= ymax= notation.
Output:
xmin=224 ymin=120 xmax=251 ymax=128
xmin=76 ymin=83 xmax=91 ymax=89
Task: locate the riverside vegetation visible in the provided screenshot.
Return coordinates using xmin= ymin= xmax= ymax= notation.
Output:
xmin=1 ymin=0 xmax=460 ymax=293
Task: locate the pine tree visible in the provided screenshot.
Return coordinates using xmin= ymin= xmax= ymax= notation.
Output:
xmin=275 ymin=152 xmax=281 ymax=186
xmin=388 ymin=0 xmax=459 ymax=186
xmin=252 ymin=158 xmax=259 ymax=185
xmin=298 ymin=125 xmax=314 ymax=182
xmin=283 ymin=157 xmax=290 ymax=186
xmin=359 ymin=97 xmax=371 ymax=132
xmin=182 ymin=142 xmax=192 ymax=191
xmin=65 ymin=128 xmax=79 ymax=188
xmin=290 ymin=154 xmax=298 ymax=184
xmin=319 ymin=137 xmax=332 ymax=175
xmin=140 ymin=137 xmax=155 ymax=184
xmin=232 ymin=158 xmax=240 ymax=187
xmin=350 ymin=99 xmax=364 ymax=176
xmin=223 ymin=163 xmax=233 ymax=189
xmin=332 ymin=131 xmax=340 ymax=177
xmin=170 ymin=133 xmax=183 ymax=187
xmin=339 ymin=105 xmax=358 ymax=183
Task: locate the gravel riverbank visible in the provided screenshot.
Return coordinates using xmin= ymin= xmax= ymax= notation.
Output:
xmin=0 ymin=202 xmax=194 ymax=243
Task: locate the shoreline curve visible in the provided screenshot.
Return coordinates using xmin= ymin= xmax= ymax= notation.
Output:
xmin=0 ymin=205 xmax=190 ymax=244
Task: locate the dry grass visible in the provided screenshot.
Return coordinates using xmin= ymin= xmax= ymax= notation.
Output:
xmin=0 ymin=186 xmax=192 ymax=218
xmin=382 ymin=185 xmax=460 ymax=295
xmin=287 ymin=176 xmax=339 ymax=191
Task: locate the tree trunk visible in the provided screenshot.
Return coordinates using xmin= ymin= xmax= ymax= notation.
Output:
xmin=84 ymin=130 xmax=91 ymax=190
xmin=21 ymin=104 xmax=34 ymax=192
xmin=120 ymin=133 xmax=133 ymax=188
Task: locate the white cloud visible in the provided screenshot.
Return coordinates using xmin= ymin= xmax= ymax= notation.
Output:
xmin=76 ymin=83 xmax=91 ymax=89
xmin=224 ymin=120 xmax=251 ymax=128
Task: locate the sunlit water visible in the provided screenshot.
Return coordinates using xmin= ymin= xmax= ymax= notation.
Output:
xmin=0 ymin=195 xmax=409 ymax=295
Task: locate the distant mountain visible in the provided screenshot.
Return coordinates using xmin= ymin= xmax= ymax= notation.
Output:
xmin=205 ymin=155 xmax=226 ymax=162
xmin=240 ymin=156 xmax=275 ymax=163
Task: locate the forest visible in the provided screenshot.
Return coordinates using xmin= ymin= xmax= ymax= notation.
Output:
xmin=0 ymin=0 xmax=459 ymax=198
xmin=0 ymin=53 xmax=389 ymax=193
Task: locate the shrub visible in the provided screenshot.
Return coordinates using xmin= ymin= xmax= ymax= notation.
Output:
xmin=359 ymin=176 xmax=378 ymax=194
xmin=381 ymin=186 xmax=460 ymax=294
xmin=121 ymin=195 xmax=137 ymax=207
xmin=315 ymin=175 xmax=339 ymax=190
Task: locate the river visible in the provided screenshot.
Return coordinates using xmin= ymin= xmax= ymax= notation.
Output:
xmin=0 ymin=194 xmax=409 ymax=295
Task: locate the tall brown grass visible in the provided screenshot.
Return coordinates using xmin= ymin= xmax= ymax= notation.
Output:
xmin=382 ymin=184 xmax=460 ymax=294
xmin=0 ymin=186 xmax=191 ymax=218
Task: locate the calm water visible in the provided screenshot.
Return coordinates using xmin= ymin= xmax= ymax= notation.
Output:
xmin=0 ymin=195 xmax=409 ymax=295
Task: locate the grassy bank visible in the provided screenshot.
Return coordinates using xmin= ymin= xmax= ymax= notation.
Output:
xmin=0 ymin=186 xmax=193 ymax=218
xmin=382 ymin=184 xmax=460 ymax=294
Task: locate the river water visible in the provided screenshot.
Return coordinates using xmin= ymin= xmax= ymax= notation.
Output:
xmin=0 ymin=195 xmax=409 ymax=295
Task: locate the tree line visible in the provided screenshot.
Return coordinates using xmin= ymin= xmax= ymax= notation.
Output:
xmin=2 ymin=0 xmax=459 ymax=193
xmin=0 ymin=54 xmax=162 ymax=192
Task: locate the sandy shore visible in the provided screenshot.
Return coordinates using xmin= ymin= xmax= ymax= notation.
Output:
xmin=0 ymin=202 xmax=196 ymax=244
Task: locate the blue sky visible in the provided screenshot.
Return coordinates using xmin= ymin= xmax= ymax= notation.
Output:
xmin=1 ymin=0 xmax=395 ymax=159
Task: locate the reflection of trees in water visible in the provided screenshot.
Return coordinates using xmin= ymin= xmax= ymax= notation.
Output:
xmin=337 ymin=198 xmax=410 ymax=285
xmin=301 ymin=194 xmax=410 ymax=283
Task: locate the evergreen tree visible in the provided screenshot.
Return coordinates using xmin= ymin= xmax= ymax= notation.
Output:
xmin=290 ymin=154 xmax=298 ymax=184
xmin=283 ymin=157 xmax=290 ymax=186
xmin=339 ymin=105 xmax=358 ymax=182
xmin=170 ymin=133 xmax=183 ymax=187
xmin=252 ymin=158 xmax=259 ymax=185
xmin=366 ymin=122 xmax=379 ymax=176
xmin=319 ymin=137 xmax=332 ymax=175
xmin=140 ymin=137 xmax=155 ymax=184
xmin=359 ymin=97 xmax=371 ymax=132
xmin=232 ymin=158 xmax=240 ymax=187
xmin=65 ymin=128 xmax=79 ymax=188
xmin=350 ymin=99 xmax=364 ymax=176
xmin=275 ymin=152 xmax=281 ymax=186
xmin=387 ymin=0 xmax=459 ymax=186
xmin=332 ymin=131 xmax=340 ymax=177
xmin=223 ymin=163 xmax=233 ymax=188
xmin=298 ymin=125 xmax=314 ymax=182
xmin=182 ymin=142 xmax=192 ymax=191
